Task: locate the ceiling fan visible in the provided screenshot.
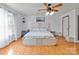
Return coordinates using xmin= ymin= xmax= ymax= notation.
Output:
xmin=38 ymin=3 xmax=63 ymax=15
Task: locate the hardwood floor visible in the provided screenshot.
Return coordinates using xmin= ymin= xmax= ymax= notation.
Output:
xmin=0 ymin=36 xmax=79 ymax=55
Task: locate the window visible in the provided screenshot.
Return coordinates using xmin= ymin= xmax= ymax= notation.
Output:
xmin=0 ymin=8 xmax=17 ymax=40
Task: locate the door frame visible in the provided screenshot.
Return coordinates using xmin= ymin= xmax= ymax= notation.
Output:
xmin=62 ymin=15 xmax=70 ymax=37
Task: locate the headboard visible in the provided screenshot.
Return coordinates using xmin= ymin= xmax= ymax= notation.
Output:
xmin=30 ymin=22 xmax=47 ymax=31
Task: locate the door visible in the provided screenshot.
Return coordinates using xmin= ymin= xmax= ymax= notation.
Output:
xmin=62 ymin=16 xmax=69 ymax=38
xmin=78 ymin=15 xmax=79 ymax=40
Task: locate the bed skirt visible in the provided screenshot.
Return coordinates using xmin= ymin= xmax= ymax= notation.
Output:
xmin=22 ymin=37 xmax=57 ymax=46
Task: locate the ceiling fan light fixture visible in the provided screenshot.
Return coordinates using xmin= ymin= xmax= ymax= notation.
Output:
xmin=45 ymin=11 xmax=49 ymax=15
xmin=50 ymin=11 xmax=54 ymax=15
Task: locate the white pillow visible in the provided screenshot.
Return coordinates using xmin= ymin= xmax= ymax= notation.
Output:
xmin=39 ymin=28 xmax=47 ymax=31
xmin=31 ymin=28 xmax=39 ymax=31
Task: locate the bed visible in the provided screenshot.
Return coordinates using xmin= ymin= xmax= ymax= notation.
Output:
xmin=22 ymin=30 xmax=57 ymax=46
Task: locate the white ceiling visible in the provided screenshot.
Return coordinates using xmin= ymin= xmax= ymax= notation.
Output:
xmin=4 ymin=3 xmax=79 ymax=16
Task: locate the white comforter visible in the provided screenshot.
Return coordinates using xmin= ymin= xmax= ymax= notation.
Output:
xmin=23 ymin=31 xmax=54 ymax=38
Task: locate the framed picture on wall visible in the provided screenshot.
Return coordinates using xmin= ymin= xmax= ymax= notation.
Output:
xmin=36 ymin=17 xmax=45 ymax=22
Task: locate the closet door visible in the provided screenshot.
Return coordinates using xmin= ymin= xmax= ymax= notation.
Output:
xmin=62 ymin=16 xmax=69 ymax=38
xmin=78 ymin=15 xmax=79 ymax=40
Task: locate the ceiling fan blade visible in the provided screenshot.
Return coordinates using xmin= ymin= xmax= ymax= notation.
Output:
xmin=38 ymin=9 xmax=47 ymax=11
xmin=43 ymin=3 xmax=48 ymax=8
xmin=51 ymin=7 xmax=60 ymax=10
xmin=53 ymin=3 xmax=63 ymax=8
xmin=52 ymin=9 xmax=59 ymax=12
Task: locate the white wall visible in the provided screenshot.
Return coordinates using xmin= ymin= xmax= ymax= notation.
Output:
xmin=61 ymin=9 xmax=78 ymax=42
xmin=14 ymin=14 xmax=23 ymax=37
xmin=46 ymin=16 xmax=62 ymax=35
xmin=23 ymin=15 xmax=61 ymax=35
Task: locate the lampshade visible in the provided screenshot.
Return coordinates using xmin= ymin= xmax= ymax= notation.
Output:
xmin=45 ymin=12 xmax=49 ymax=15
xmin=50 ymin=11 xmax=54 ymax=15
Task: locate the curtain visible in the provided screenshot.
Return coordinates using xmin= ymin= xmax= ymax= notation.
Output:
xmin=0 ymin=8 xmax=17 ymax=43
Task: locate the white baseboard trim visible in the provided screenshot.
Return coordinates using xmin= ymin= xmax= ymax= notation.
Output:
xmin=65 ymin=37 xmax=79 ymax=43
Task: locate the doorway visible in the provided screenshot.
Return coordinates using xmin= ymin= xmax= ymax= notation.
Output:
xmin=78 ymin=15 xmax=79 ymax=40
xmin=62 ymin=15 xmax=70 ymax=38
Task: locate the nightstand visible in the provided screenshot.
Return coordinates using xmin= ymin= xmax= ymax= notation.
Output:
xmin=21 ymin=30 xmax=29 ymax=37
xmin=50 ymin=31 xmax=56 ymax=36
